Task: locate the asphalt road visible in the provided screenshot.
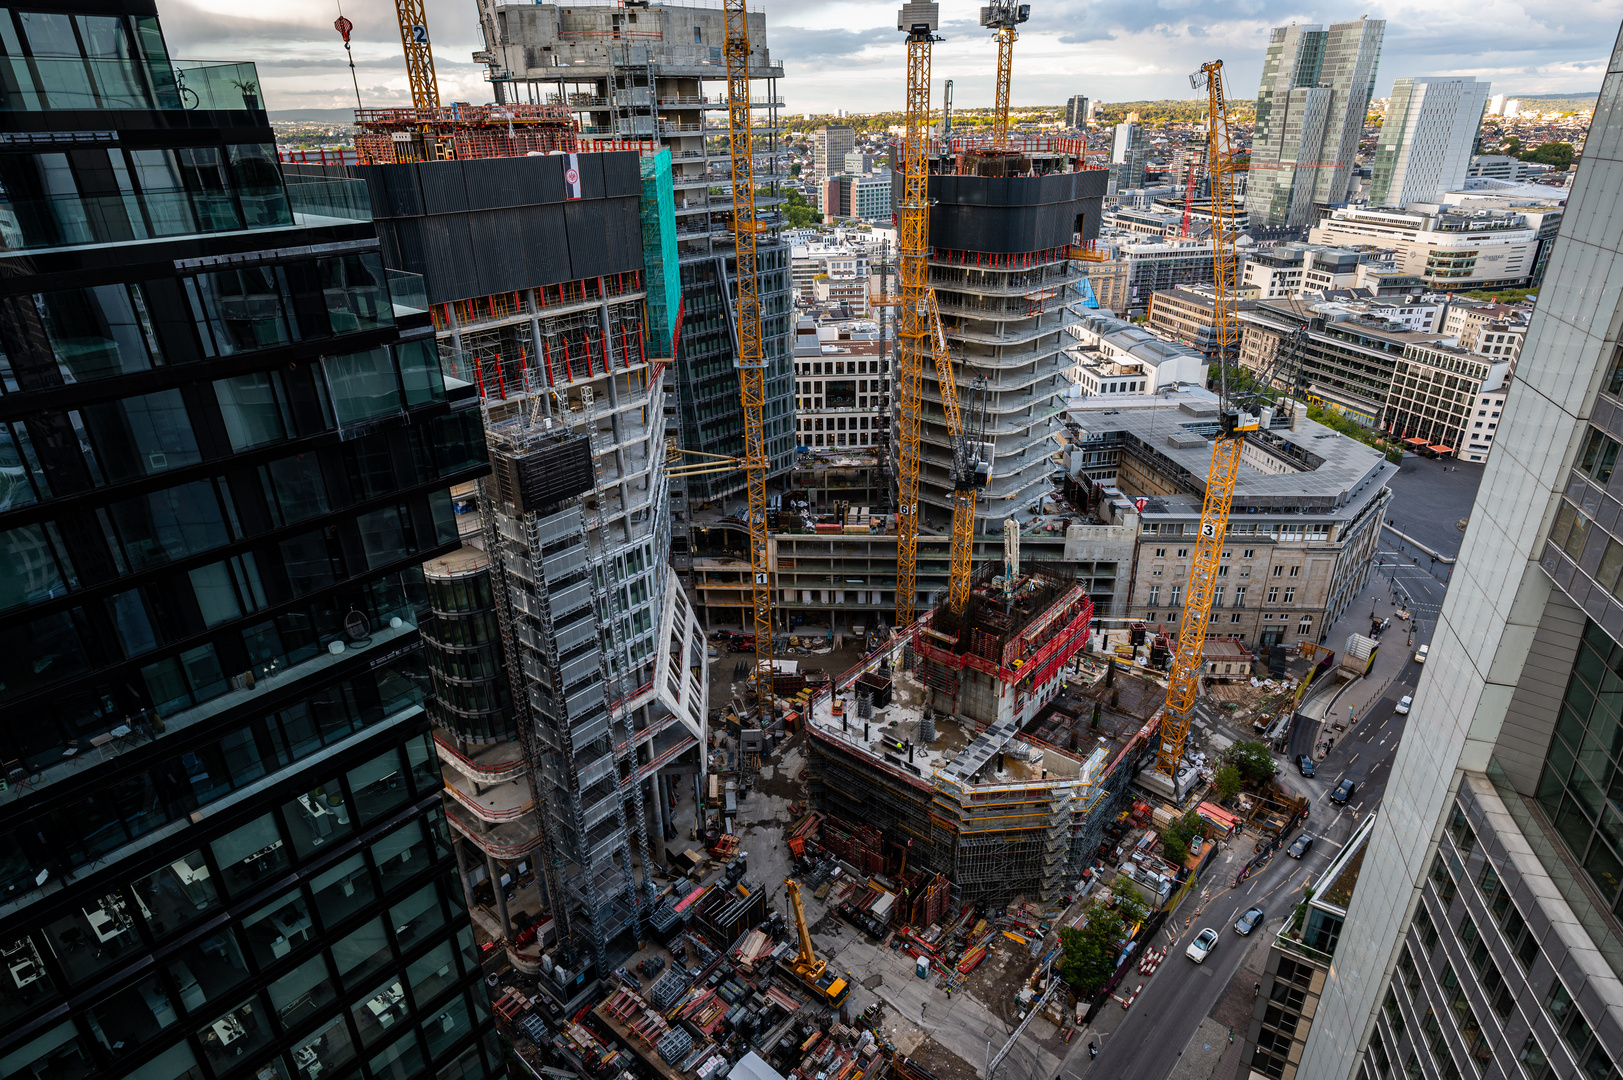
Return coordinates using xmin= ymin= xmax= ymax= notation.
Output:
xmin=1067 ymin=610 xmax=1435 ymax=1080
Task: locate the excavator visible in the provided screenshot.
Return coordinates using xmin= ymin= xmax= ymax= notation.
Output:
xmin=783 ymin=879 xmax=851 ymax=1006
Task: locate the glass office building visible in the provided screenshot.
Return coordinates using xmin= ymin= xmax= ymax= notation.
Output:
xmin=0 ymin=6 xmax=497 ymax=1080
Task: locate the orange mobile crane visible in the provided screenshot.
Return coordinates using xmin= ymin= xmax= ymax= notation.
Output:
xmin=981 ymin=0 xmax=1030 ymax=149
xmin=893 ymin=1 xmax=987 ymax=626
xmin=1157 ymin=60 xmax=1251 ymax=780
xmin=723 ymin=0 xmax=776 ymax=717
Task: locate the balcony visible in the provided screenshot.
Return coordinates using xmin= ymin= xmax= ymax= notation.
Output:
xmin=285 ymin=175 xmax=374 ymax=225
xmin=387 ymin=268 xmax=428 ymax=316
xmin=433 ymin=733 xmax=526 ymax=785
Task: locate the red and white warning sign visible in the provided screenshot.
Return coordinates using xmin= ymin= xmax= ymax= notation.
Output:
xmin=1135 ymin=497 xmax=1148 ymax=513
xmin=564 ymin=153 xmax=582 ymax=200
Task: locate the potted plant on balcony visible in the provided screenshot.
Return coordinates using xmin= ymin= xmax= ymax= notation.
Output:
xmin=230 ymin=77 xmax=261 ymax=110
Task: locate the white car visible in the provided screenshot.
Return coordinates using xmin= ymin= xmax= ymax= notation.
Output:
xmin=1415 ymin=644 xmax=1429 ymax=664
xmin=1395 ymin=695 xmax=1412 ymax=715
xmin=1186 ymin=927 xmax=1219 ymax=964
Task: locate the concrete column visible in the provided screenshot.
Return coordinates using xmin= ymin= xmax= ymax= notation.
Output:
xmin=645 ymin=771 xmax=667 ymax=867
xmin=486 ymin=853 xmax=513 ymax=939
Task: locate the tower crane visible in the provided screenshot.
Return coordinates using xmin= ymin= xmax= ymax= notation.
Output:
xmin=892 ymin=0 xmax=941 ymax=630
xmin=722 ymin=0 xmax=776 ymax=719
xmin=1157 ymin=60 xmax=1257 ymax=780
xmin=393 ymin=0 xmax=441 ymax=111
xmin=981 ymin=0 xmax=1030 ymax=149
xmin=890 ymin=2 xmax=990 ymax=623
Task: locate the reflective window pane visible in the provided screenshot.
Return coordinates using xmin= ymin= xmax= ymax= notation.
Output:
xmin=325 ymin=348 xmax=400 ymax=425
xmin=228 ymin=144 xmax=292 ymax=228
xmin=333 ymin=918 xmax=391 ymax=991
xmin=351 ymin=978 xmax=408 ymax=1048
xmin=214 ymin=371 xmax=289 ymax=451
xmin=87 ymin=973 xmax=177 ymax=1057
xmin=359 ymin=505 xmax=409 ymax=569
xmin=283 ymin=781 xmax=352 ymax=860
xmin=0 ymin=523 xmax=67 ymax=611
xmin=292 ymin=1013 xmax=356 ymax=1080
xmin=108 ymin=479 xmax=228 ymax=571
xmin=81 ymin=388 xmax=198 ymax=481
xmin=423 ymin=994 xmax=472 ymax=1061
xmin=369 ymin=1033 xmax=425 ymax=1080
xmin=132 ymin=850 xmax=220 ymax=937
xmin=210 ymin=812 xmax=288 ymax=897
xmin=407 ymin=941 xmax=458 ymax=1007
xmin=0 ymin=1020 xmax=93 ymax=1080
xmin=188 ymin=267 xmax=293 ymax=356
xmin=390 ymin=884 xmax=444 ymax=950
xmin=33 ymin=284 xmax=156 ymax=381
xmin=311 ymin=853 xmax=374 ymax=928
xmin=348 ymin=748 xmax=407 ymax=824
xmin=262 ymin=453 xmax=329 ymax=526
xmin=397 ymin=339 xmax=443 ymax=407
xmin=268 ymin=954 xmax=335 ymax=1029
xmin=242 ymin=886 xmax=315 ymax=969
xmin=320 ymin=253 xmax=394 ymax=335
xmin=0 ymin=936 xmax=59 ymax=1026
xmin=195 ymin=995 xmax=270 ymax=1074
xmin=124 ymin=1042 xmax=203 ymax=1080
xmin=373 ymin=820 xmax=430 ymax=893
xmin=164 ymin=928 xmax=248 ymax=1014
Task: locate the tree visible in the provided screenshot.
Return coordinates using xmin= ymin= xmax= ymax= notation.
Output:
xmin=783 ymin=188 xmax=822 ymax=229
xmin=1223 ymin=740 xmax=1278 ymax=785
xmin=1214 ymin=763 xmax=1244 ymax=801
xmin=1058 ymin=901 xmax=1125 ymax=996
xmin=789 ymin=161 xmax=801 ymax=178
xmin=1159 ymin=810 xmax=1205 ymax=862
xmin=1115 ymin=882 xmax=1150 ymax=930
xmin=1500 ymin=135 xmax=1523 ymax=157
xmin=1522 ymin=141 xmax=1575 ymax=170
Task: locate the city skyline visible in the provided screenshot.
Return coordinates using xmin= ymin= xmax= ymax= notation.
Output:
xmin=167 ymin=0 xmax=1617 ymax=116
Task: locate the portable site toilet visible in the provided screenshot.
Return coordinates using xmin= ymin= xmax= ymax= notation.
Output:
xmin=916 ymin=956 xmax=930 ymax=979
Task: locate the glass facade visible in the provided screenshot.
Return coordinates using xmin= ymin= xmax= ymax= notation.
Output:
xmin=0 ymin=7 xmax=496 ymax=1080
xmin=1536 ymin=619 xmax=1623 ymax=913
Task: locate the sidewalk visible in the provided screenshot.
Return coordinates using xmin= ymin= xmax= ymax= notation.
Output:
xmin=1299 ymin=590 xmax=1413 ymax=759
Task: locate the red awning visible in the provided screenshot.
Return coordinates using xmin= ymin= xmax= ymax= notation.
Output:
xmin=1401 ymin=436 xmax=1426 ymax=445
xmin=1429 ymin=444 xmax=1453 ymax=454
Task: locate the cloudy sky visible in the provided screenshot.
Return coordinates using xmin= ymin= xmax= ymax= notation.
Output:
xmin=162 ymin=0 xmax=1623 ymax=115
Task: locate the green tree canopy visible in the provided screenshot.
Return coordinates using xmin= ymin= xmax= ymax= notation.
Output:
xmin=1223 ymin=740 xmax=1278 ymax=785
xmin=783 ymin=188 xmax=822 ymax=229
xmin=1059 ymin=900 xmax=1127 ymax=996
xmin=1160 ymin=810 xmax=1206 ymax=862
xmin=1214 ymin=762 xmax=1244 ymax=801
xmin=1522 ymin=141 xmax=1575 ymax=169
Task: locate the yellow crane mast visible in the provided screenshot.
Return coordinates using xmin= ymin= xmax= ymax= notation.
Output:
xmin=393 ymin=0 xmax=441 ymax=111
xmin=893 ymin=0 xmax=941 ymax=630
xmin=722 ymin=0 xmax=776 ymax=718
xmin=926 ymin=293 xmax=986 ymax=613
xmin=980 ymin=0 xmax=1030 ymax=149
xmin=1157 ymin=60 xmax=1249 ymax=779
xmin=784 ymin=879 xmax=850 ymax=1005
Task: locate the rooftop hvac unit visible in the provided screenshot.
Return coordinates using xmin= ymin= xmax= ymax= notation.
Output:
xmin=489 ymin=433 xmax=595 ymax=514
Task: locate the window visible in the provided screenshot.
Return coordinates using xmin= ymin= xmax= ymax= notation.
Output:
xmin=1289 ymin=565 xmax=1300 ymax=576
xmin=320 ymin=252 xmax=394 ymax=335
xmin=1398 ymin=946 xmax=1420 ymax=999
xmin=0 ymin=523 xmax=71 ymax=611
xmin=324 ymin=348 xmax=401 ymax=426
xmin=1268 ymin=587 xmax=1280 ymax=603
xmin=1155 ymin=548 xmax=1166 ymax=558
xmin=1518 ymin=1035 xmax=1553 ymax=1080
xmin=107 ymin=479 xmax=229 ymax=571
xmin=1177 ymin=548 xmax=1189 ymax=558
xmin=214 ymin=370 xmax=291 ymax=450
xmin=1547 ymin=980 xmax=1600 ymax=1062
xmin=260 ymin=454 xmax=329 ymax=527
xmin=397 ymin=339 xmax=444 ymax=407
xmin=1169 ymin=585 xmax=1182 ymax=607
xmin=82 ymin=388 xmax=199 ymax=480
xmin=1383 ymin=988 xmax=1406 ymax=1040
xmin=30 ymin=283 xmax=161 ymax=383
xmin=358 ymin=505 xmax=410 ymax=569
xmin=1234 ymin=586 xmax=1246 ymax=607
xmin=1431 ymin=854 xmax=1456 ymax=908
xmin=186 ymin=266 xmax=296 ymax=356
xmin=1449 ymin=804 xmax=1476 ymax=853
xmin=1273 ymin=565 xmax=1284 ymax=577
xmin=1283 ymin=587 xmax=1295 ymax=604
xmin=1147 ymin=586 xmax=1160 ymax=607
xmin=1412 ymin=905 xmax=1437 ymax=956
xmin=1582 ymin=427 xmax=1621 ymax=484
xmin=1243 ymin=548 xmax=1255 ymax=558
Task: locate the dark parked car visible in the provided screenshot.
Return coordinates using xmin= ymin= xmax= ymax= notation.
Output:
xmin=1287 ymin=834 xmax=1314 ymax=859
xmin=1297 ymin=755 xmax=1316 ymax=777
xmin=1233 ymin=907 xmax=1266 ymax=935
xmin=1331 ymin=778 xmax=1357 ymax=805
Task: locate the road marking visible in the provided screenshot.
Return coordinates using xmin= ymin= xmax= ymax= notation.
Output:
xmin=1350 ymin=753 xmax=1360 ymax=764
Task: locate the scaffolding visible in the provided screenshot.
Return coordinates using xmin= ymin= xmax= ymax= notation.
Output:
xmin=352 ymin=102 xmax=580 ymax=164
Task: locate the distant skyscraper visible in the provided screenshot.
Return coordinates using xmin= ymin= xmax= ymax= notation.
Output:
xmin=1066 ymin=94 xmax=1090 ymax=128
xmin=1108 ymin=121 xmax=1148 ymax=194
xmin=1488 ymin=91 xmax=1507 ymax=116
xmin=1296 ymin=18 xmax=1623 ymax=1079
xmin=814 ymin=124 xmax=856 ymax=178
xmin=1505 ymin=98 xmax=1523 ymax=118
xmin=1248 ymin=18 xmax=1385 ymax=228
xmin=1370 ymin=77 xmax=1491 ymax=207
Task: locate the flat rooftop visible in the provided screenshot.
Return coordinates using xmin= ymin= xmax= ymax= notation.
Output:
xmin=1070 ymin=390 xmax=1394 ymax=519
